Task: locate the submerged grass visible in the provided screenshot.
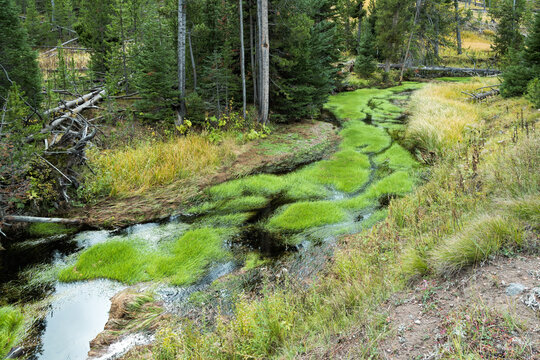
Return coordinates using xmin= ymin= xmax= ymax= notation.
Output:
xmin=59 ymin=228 xmax=231 ymax=285
xmin=27 ymin=223 xmax=77 ymax=237
xmin=0 ymin=306 xmax=24 ymax=359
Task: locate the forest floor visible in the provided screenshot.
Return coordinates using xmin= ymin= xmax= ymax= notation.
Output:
xmin=67 ymin=120 xmax=339 ymax=228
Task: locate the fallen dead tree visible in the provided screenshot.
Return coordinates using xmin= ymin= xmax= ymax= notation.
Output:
xmin=462 ymin=84 xmax=501 ymax=101
xmin=4 ymin=215 xmax=81 ymax=224
xmin=377 ymin=63 xmax=501 ymax=77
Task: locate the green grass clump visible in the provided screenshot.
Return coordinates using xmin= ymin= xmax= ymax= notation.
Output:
xmin=58 ymin=239 xmax=152 ymax=284
xmin=242 ymin=253 xmax=269 ymax=270
xmin=505 ymin=196 xmax=540 ymax=228
xmin=0 ymin=307 xmax=24 ymax=359
xmin=190 ymin=196 xmax=269 ymax=214
xmin=208 ymin=174 xmax=285 ymax=200
xmin=195 ymin=212 xmax=254 ymax=227
xmin=148 ymin=228 xmax=231 ymax=285
xmin=59 ymin=228 xmax=231 ymax=285
xmin=430 ymin=215 xmax=523 ymax=275
xmin=281 ymin=173 xmax=329 ymax=201
xmin=28 ymin=223 xmax=77 ymax=237
xmin=375 ymin=143 xmax=419 ymax=170
xmin=365 ymin=171 xmax=415 ymax=199
xmin=340 ymin=121 xmax=391 ymax=153
xmin=268 ymin=201 xmax=349 ymax=231
xmin=303 ymin=150 xmax=371 ymax=193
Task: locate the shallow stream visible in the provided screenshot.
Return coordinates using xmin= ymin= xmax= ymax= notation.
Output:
xmin=0 ymin=83 xmax=423 ymax=360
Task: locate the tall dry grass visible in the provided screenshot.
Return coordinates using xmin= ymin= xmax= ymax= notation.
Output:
xmin=85 ymin=135 xmax=236 ymax=197
xmin=405 ymin=78 xmax=498 ymax=156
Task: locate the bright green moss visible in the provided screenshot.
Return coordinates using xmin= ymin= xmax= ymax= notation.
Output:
xmin=0 ymin=306 xmax=24 ymax=359
xmin=59 ymin=228 xmax=231 ymax=285
xmin=305 ymin=150 xmax=371 ymax=193
xmin=365 ymin=171 xmax=415 ymax=199
xmin=58 ymin=239 xmax=152 ymax=284
xmin=208 ymin=174 xmax=286 ymax=199
xmin=340 ymin=121 xmax=391 ymax=153
xmin=147 ymin=228 xmax=230 ymax=285
xmin=375 ymin=143 xmax=419 ymax=170
xmin=281 ymin=173 xmax=329 ymax=201
xmin=28 ymin=223 xmax=77 ymax=237
xmin=338 ymin=193 xmax=375 ymax=211
xmin=242 ymin=252 xmax=269 ymax=270
xmin=268 ymin=201 xmax=349 ymax=231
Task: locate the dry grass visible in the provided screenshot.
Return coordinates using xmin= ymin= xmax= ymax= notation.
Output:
xmin=38 ymin=50 xmax=90 ymax=74
xmin=462 ymin=30 xmax=493 ymax=52
xmin=405 ymin=78 xmax=498 ymax=156
xmin=85 ymin=134 xmax=237 ymax=197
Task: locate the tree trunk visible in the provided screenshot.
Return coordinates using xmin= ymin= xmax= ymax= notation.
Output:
xmin=257 ymin=0 xmax=269 ymax=125
xmin=249 ymin=1 xmax=257 ymax=106
xmin=119 ymin=2 xmax=129 ymax=94
xmin=177 ymin=0 xmax=187 ymax=127
xmin=188 ymin=28 xmax=197 ymax=91
xmin=400 ymin=0 xmax=422 ymax=83
xmin=239 ymin=0 xmax=247 ymax=119
xmin=454 ymin=0 xmax=462 ymax=55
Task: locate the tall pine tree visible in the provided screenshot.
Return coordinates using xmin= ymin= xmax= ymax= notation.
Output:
xmin=0 ymin=0 xmax=42 ymax=107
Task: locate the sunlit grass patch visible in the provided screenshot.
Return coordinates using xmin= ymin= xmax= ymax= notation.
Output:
xmin=405 ymin=79 xmax=497 ymax=156
xmin=0 ymin=306 xmax=25 ymax=359
xmin=340 ymin=121 xmax=392 ymax=153
xmin=430 ymin=215 xmax=523 ymax=276
xmin=268 ymin=201 xmax=349 ymax=231
xmin=375 ymin=143 xmax=419 ymax=170
xmin=504 ymin=196 xmax=540 ymax=228
xmin=59 ymin=228 xmax=231 ymax=285
xmin=194 ymin=212 xmax=254 ymax=227
xmin=365 ymin=171 xmax=416 ymax=199
xmin=84 ymin=134 xmax=235 ymax=197
xmin=304 ymin=150 xmax=371 ymax=193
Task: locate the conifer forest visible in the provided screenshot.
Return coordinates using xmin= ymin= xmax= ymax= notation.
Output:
xmin=0 ymin=0 xmax=539 ymax=359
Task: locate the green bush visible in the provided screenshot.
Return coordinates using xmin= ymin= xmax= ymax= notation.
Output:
xmin=526 ymin=78 xmax=540 ymax=107
xmin=500 ymin=64 xmax=533 ymax=98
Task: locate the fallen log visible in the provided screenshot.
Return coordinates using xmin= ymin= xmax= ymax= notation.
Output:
xmin=4 ymin=215 xmax=81 ymax=224
xmin=42 ymin=89 xmax=106 ymax=134
xmin=376 ymin=63 xmax=501 ymax=76
xmin=462 ymin=88 xmax=500 ymax=101
xmin=44 ymin=89 xmax=101 ymax=116
xmin=43 ymin=37 xmax=79 ymax=57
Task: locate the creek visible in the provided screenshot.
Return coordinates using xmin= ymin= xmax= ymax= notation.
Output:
xmin=0 ymin=83 xmax=423 ymax=360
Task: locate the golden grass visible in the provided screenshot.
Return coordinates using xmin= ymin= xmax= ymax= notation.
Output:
xmin=405 ymin=78 xmax=498 ymax=155
xmin=38 ymin=50 xmax=90 ymax=73
xmin=86 ymin=134 xmax=237 ymax=197
xmin=462 ymin=30 xmax=493 ymax=52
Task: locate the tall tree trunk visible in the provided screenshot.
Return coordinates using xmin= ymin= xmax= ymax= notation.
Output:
xmin=119 ymin=1 xmax=129 ymax=93
xmin=257 ymin=0 xmax=269 ymax=125
xmin=249 ymin=1 xmax=257 ymax=106
xmin=177 ymin=0 xmax=186 ymax=127
xmin=239 ymin=0 xmax=247 ymax=119
xmin=454 ymin=0 xmax=462 ymax=55
xmin=188 ymin=28 xmax=197 ymax=91
xmin=400 ymin=0 xmax=422 ymax=83
xmin=51 ymin=0 xmax=55 ymax=23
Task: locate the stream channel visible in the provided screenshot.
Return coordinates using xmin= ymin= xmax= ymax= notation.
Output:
xmin=0 ymin=83 xmax=423 ymax=360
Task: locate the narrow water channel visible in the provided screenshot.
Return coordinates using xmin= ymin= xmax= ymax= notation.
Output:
xmin=0 ymin=83 xmax=423 ymax=360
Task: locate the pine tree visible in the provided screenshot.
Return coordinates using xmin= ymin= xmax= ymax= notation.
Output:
xmin=501 ymin=9 xmax=540 ymax=98
xmin=76 ymin=0 xmax=114 ymax=76
xmin=355 ymin=20 xmax=376 ymax=77
xmin=0 ymin=0 xmax=42 ymax=107
xmin=133 ymin=8 xmax=178 ymax=122
xmin=490 ymin=0 xmax=526 ymax=58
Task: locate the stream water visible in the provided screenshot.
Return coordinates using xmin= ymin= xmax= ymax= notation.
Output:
xmin=0 ymin=83 xmax=423 ymax=360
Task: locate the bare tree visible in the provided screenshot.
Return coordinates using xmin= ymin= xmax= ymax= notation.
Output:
xmin=177 ymin=0 xmax=187 ymax=127
xmin=454 ymin=0 xmax=462 ymax=55
xmin=257 ymin=0 xmax=269 ymax=125
xmin=239 ymin=0 xmax=247 ymax=119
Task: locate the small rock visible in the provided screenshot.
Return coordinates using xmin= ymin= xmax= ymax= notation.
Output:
xmin=521 ymin=287 xmax=540 ymax=311
xmin=414 ymin=319 xmax=421 ymax=325
xmin=506 ymin=283 xmax=527 ymax=296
